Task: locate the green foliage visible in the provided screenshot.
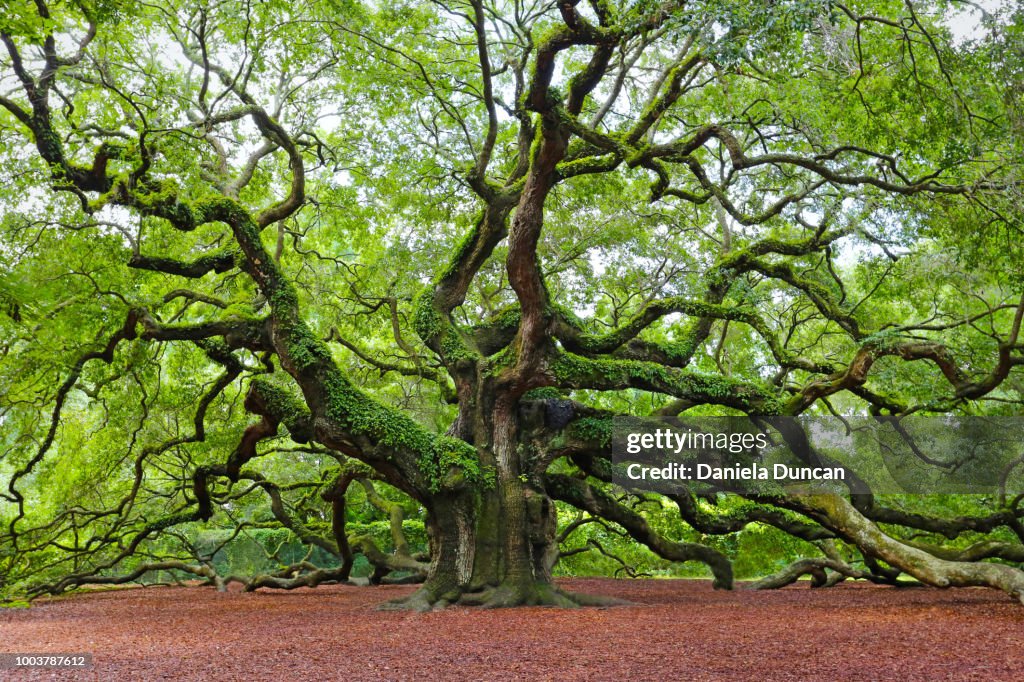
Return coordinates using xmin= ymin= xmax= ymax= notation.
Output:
xmin=568 ymin=417 xmax=613 ymax=447
xmin=418 ymin=436 xmax=493 ymax=492
xmin=1 ymin=0 xmax=1022 ymax=599
xmin=194 ymin=528 xmax=338 ymax=578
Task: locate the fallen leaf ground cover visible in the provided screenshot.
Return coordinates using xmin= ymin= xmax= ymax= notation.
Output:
xmin=2 ymin=578 xmax=1022 ymax=680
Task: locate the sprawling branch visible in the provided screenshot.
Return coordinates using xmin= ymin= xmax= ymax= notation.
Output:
xmin=546 ymin=473 xmax=733 ymax=589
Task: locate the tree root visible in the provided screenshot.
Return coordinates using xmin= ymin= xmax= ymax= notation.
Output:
xmin=378 ymin=588 xmax=444 ymax=612
xmin=378 ymin=580 xmax=631 ymax=611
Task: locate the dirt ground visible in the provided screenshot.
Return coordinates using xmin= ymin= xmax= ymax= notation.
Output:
xmin=2 ymin=578 xmax=1023 ymax=681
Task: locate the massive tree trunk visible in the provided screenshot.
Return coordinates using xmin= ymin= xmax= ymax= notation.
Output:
xmin=382 ymin=380 xmax=614 ymax=610
xmin=390 ymin=489 xmax=566 ymax=610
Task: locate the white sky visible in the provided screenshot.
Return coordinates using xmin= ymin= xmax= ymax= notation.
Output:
xmin=946 ymin=0 xmax=1008 ymax=43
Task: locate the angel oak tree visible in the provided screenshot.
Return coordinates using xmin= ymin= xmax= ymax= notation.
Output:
xmin=3 ymin=0 xmax=1024 ymax=609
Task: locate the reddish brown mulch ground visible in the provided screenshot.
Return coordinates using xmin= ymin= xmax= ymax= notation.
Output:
xmin=2 ymin=578 xmax=1023 ymax=681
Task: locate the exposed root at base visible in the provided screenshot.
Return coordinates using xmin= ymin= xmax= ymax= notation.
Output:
xmin=377 ymin=581 xmax=631 ymax=611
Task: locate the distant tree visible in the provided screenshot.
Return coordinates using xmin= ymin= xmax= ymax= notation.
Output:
xmin=2 ymin=0 xmax=1024 ymax=608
